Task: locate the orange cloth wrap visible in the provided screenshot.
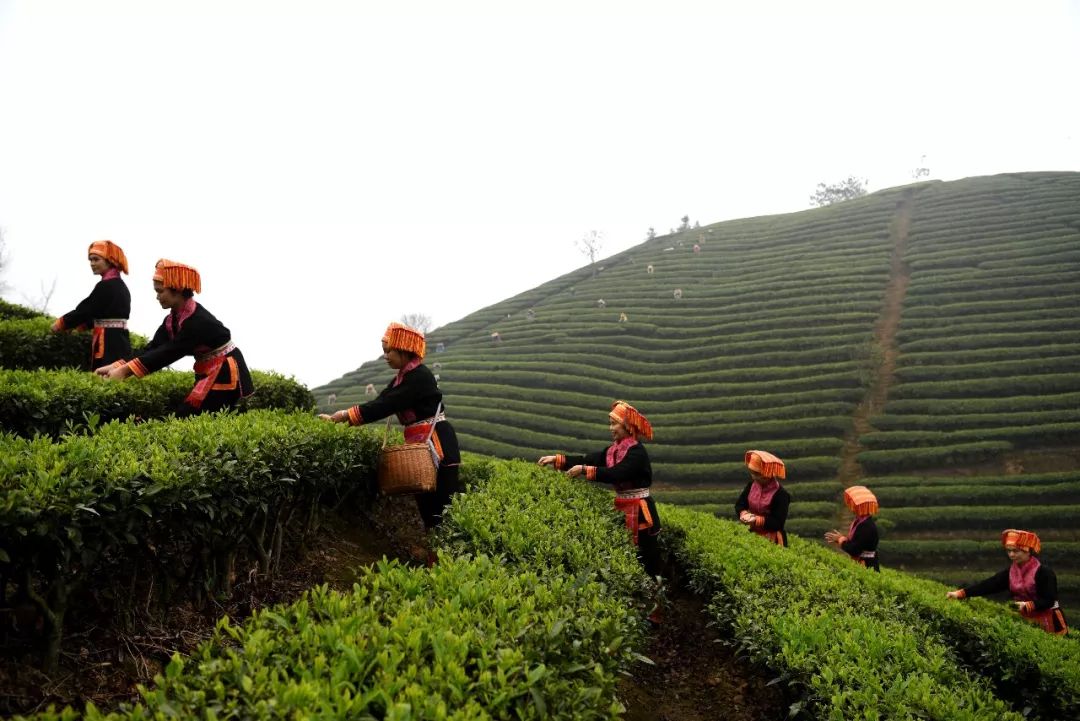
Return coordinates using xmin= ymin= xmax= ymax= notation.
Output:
xmin=153 ymin=259 xmax=202 ymax=293
xmin=87 ymin=240 xmax=129 ymax=274
xmin=843 ymin=486 xmax=879 ymax=516
xmin=608 ymin=400 xmax=653 ymax=440
xmin=1002 ymin=529 xmax=1041 ymax=555
xmin=186 ymin=356 xmax=238 ymax=409
xmin=382 ymin=322 xmax=426 ymax=359
xmin=745 ymin=450 xmax=786 ymax=479
xmin=613 ymin=497 xmax=654 ymax=546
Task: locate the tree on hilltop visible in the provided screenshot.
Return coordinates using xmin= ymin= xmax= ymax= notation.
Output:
xmin=577 ymin=230 xmax=604 ymax=274
xmin=810 ymin=176 xmax=868 ymax=206
xmin=400 ymin=312 xmax=434 ymax=334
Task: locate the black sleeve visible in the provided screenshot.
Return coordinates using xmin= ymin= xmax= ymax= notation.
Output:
xmin=349 ymin=368 xmax=438 ymax=426
xmin=61 ymin=282 xmax=109 ymax=329
xmin=1033 ymin=566 xmax=1059 ymax=612
xmin=760 ymin=487 xmax=789 ymax=532
xmin=734 ymin=481 xmax=752 ymax=516
xmin=589 ymin=444 xmax=649 ymax=486
xmin=134 ymin=316 xmax=209 ymax=374
xmin=563 ymin=450 xmax=607 ymax=469
xmin=963 ymin=568 xmax=1010 ymax=598
xmin=839 ymin=519 xmax=879 ymax=557
xmin=142 ymin=322 xmax=169 ymax=353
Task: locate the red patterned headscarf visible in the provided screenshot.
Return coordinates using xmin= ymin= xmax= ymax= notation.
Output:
xmin=1002 ymin=529 xmax=1041 ymax=555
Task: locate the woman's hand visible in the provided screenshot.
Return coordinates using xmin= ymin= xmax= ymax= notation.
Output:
xmin=50 ymin=319 xmax=62 ymax=333
xmin=321 ymin=410 xmax=349 ymax=423
xmin=566 ymin=465 xmax=585 ymax=478
xmin=945 ymin=591 xmax=963 ymax=600
xmin=738 ymin=510 xmax=756 ymax=525
xmin=824 ymin=529 xmax=842 ymax=544
xmin=100 ymin=365 xmax=131 ymax=382
xmin=537 ymin=455 xmax=557 ymax=466
xmin=1012 ymin=600 xmax=1028 ymax=612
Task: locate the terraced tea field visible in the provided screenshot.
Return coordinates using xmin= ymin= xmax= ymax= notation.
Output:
xmin=317 ymin=171 xmax=1080 ymax=603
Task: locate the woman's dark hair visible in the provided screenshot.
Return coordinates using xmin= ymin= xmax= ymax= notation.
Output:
xmin=181 ymin=289 xmax=195 ymax=299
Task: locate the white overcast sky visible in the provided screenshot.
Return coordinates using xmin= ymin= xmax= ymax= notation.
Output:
xmin=1 ymin=0 xmax=1078 ymax=388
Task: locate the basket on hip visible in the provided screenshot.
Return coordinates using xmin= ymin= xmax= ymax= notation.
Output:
xmin=377 ymin=408 xmax=440 ymax=496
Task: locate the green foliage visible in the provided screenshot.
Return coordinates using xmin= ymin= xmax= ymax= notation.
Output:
xmin=662 ymin=505 xmax=1031 ymax=720
xmin=0 ymin=368 xmax=314 ymax=436
xmin=0 ymin=299 xmax=45 ymax=321
xmin=0 ymin=317 xmax=148 ymax=371
xmin=0 ymin=411 xmax=379 ymax=668
xmin=17 ymin=451 xmax=647 ymax=721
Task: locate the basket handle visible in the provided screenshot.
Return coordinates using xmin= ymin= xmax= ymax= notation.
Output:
xmin=382 ymin=417 xmax=393 ymax=449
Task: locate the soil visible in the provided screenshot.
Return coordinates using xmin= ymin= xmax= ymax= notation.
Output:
xmin=0 ymin=496 xmax=783 ymax=719
xmin=618 ymin=586 xmax=791 ymax=721
xmin=0 ymin=497 xmax=425 ymax=717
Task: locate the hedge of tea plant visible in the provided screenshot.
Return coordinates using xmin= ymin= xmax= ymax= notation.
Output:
xmin=0 ymin=411 xmax=378 ymax=669
xmin=662 ymin=504 xmax=1080 ymax=720
xmin=18 ymin=459 xmax=649 ymax=720
xmin=0 ymin=368 xmax=315 ymax=436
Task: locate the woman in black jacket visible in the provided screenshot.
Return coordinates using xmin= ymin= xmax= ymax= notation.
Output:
xmin=946 ymin=529 xmax=1068 ymax=635
xmin=825 ymin=485 xmax=880 ymax=571
xmin=322 ymin=322 xmax=461 ymax=536
xmin=735 ymin=450 xmax=790 ymax=546
xmin=97 ymin=259 xmax=253 ymax=416
xmin=52 ymin=240 xmax=132 ymax=369
xmin=538 ymin=400 xmax=661 ymax=578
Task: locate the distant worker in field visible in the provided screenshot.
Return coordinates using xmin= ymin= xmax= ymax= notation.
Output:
xmin=673 ymin=288 xmax=682 ymax=300
xmin=596 ymin=298 xmax=606 ymax=309
xmin=946 ymin=529 xmax=1068 ymax=635
xmin=537 ymin=400 xmax=662 ymax=580
xmin=52 ymin=240 xmax=133 ymax=370
xmin=364 ymin=383 xmax=377 ymax=397
xmin=824 ymin=486 xmax=880 ymax=570
xmin=618 ymin=312 xmax=628 ymax=323
xmin=735 ymin=450 xmax=790 ymax=546
xmin=320 ymin=322 xmax=462 ymax=546
xmin=97 ymin=259 xmax=253 ymax=416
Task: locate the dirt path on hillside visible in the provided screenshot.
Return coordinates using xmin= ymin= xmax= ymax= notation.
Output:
xmin=837 ymin=190 xmax=914 ymax=485
xmin=619 ymin=585 xmax=790 ymax=721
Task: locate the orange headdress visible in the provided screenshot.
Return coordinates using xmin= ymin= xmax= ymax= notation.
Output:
xmin=382 ymin=322 xmax=426 ymax=359
xmin=843 ymin=486 xmax=879 ymax=516
xmin=87 ymin=240 xmax=129 ymax=274
xmin=1002 ymin=529 xmax=1041 ymax=555
xmin=153 ymin=259 xmax=202 ymax=294
xmin=609 ymin=400 xmax=653 ymax=441
xmin=745 ymin=450 xmax=786 ymax=479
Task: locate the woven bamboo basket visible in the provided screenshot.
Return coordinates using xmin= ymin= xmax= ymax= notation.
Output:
xmin=377 ymin=417 xmax=437 ymax=495
xmin=377 ymin=443 xmax=437 ymax=495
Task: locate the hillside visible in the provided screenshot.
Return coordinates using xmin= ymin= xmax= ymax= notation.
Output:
xmin=316 ymin=171 xmax=1080 ymax=600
